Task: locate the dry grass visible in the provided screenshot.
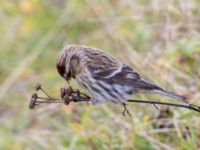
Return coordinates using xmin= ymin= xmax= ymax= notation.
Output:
xmin=0 ymin=0 xmax=199 ymax=149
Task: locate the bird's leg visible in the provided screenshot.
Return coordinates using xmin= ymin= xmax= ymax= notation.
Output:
xmin=121 ymin=103 xmax=131 ymax=117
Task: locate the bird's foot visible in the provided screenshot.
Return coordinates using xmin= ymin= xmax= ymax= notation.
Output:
xmin=121 ymin=103 xmax=131 ymax=117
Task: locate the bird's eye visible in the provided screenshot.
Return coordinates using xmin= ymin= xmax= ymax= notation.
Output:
xmin=56 ymin=64 xmax=65 ymax=78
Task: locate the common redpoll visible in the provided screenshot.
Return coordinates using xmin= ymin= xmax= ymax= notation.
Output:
xmin=56 ymin=44 xmax=187 ymax=104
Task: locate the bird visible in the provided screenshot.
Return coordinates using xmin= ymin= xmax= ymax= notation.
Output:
xmin=56 ymin=44 xmax=187 ymax=107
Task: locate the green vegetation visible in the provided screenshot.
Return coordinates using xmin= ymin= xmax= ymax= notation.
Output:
xmin=0 ymin=0 xmax=199 ymax=149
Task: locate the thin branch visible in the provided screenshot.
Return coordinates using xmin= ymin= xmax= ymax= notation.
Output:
xmin=127 ymin=99 xmax=200 ymax=113
xmin=29 ymin=84 xmax=200 ymax=113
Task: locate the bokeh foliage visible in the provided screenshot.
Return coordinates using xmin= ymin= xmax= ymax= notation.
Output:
xmin=0 ymin=0 xmax=200 ymax=149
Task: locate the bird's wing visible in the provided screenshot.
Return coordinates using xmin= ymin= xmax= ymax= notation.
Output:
xmin=88 ymin=64 xmax=161 ymax=91
xmin=82 ymin=46 xmax=161 ymax=91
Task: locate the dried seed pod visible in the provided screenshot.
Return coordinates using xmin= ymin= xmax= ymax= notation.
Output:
xmin=35 ymin=83 xmax=41 ymax=91
xmin=61 ymin=87 xmax=73 ymax=105
xmin=29 ymin=93 xmax=38 ymax=109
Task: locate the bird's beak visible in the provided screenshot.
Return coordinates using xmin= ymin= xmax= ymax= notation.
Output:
xmin=63 ymin=71 xmax=72 ymax=81
xmin=63 ymin=73 xmax=68 ymax=80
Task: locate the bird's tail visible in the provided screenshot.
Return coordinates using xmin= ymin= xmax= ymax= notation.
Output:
xmin=153 ymin=89 xmax=188 ymax=103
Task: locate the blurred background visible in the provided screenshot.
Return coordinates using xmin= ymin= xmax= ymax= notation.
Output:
xmin=0 ymin=0 xmax=200 ymax=149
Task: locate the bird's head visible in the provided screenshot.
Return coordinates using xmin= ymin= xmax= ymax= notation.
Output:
xmin=56 ymin=45 xmax=73 ymax=81
xmin=56 ymin=45 xmax=80 ymax=81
